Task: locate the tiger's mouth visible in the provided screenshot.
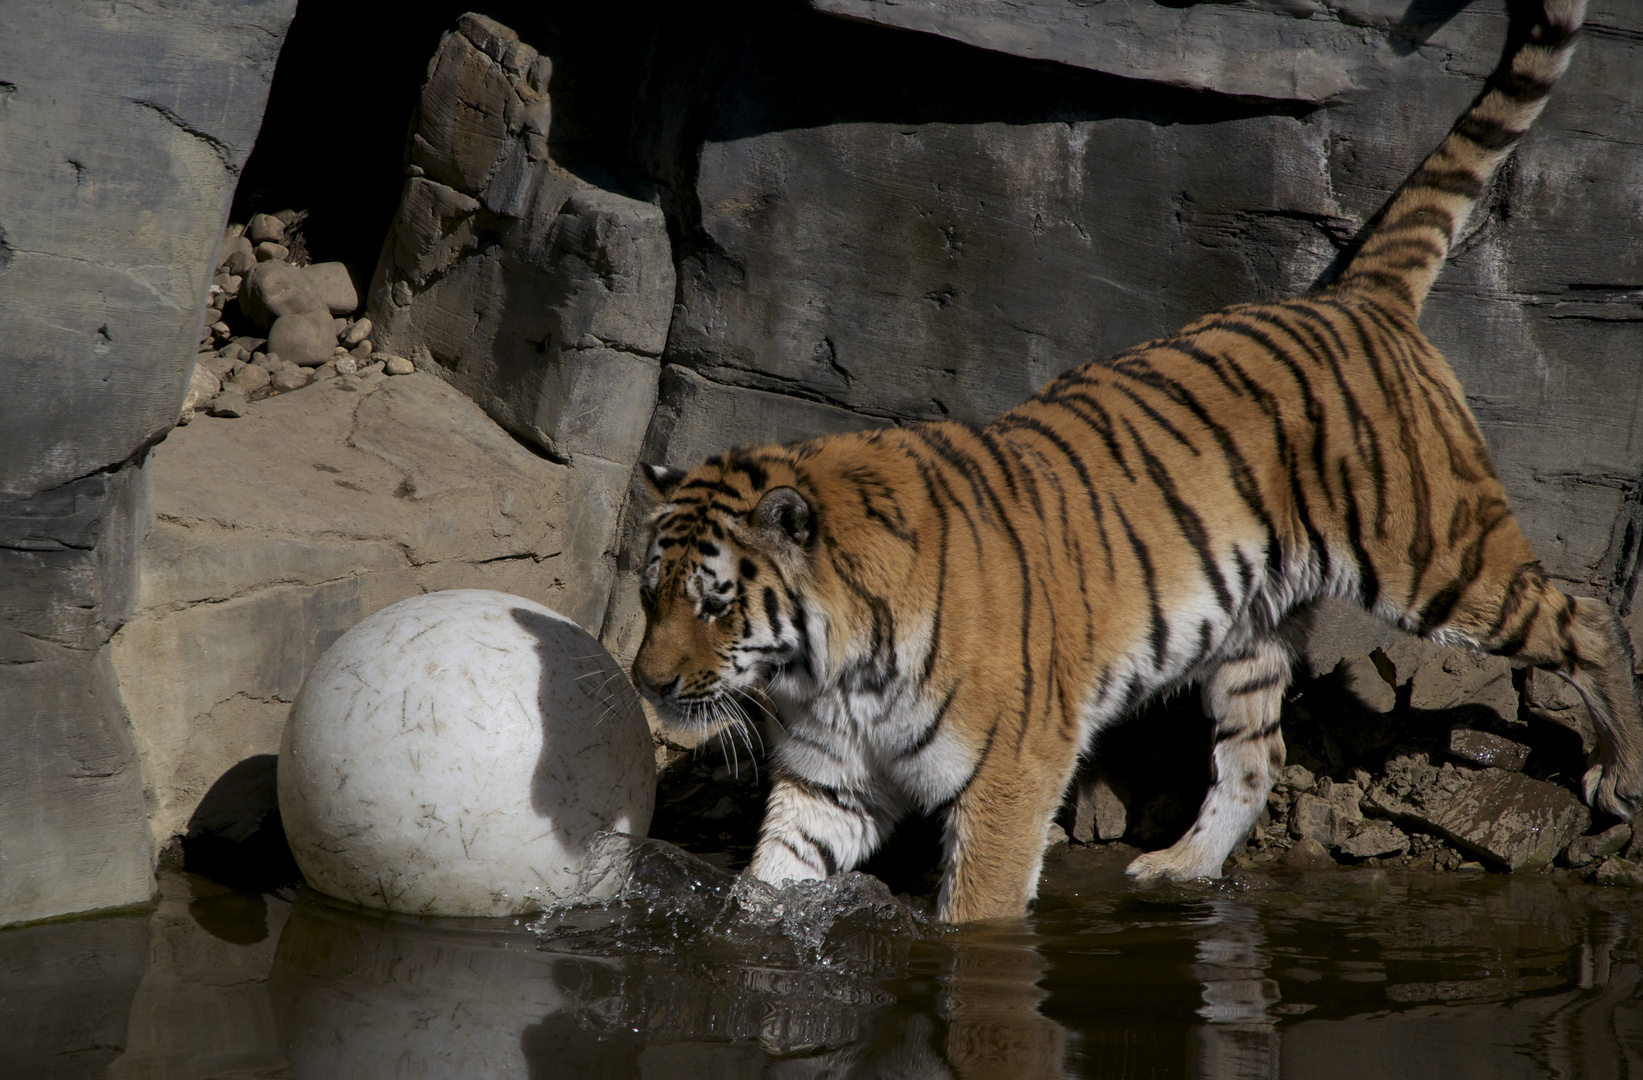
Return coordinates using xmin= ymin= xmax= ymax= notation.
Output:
xmin=636 ymin=673 xmax=774 ymax=750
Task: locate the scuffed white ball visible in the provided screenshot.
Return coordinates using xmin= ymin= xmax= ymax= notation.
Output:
xmin=277 ymin=589 xmax=654 ymax=916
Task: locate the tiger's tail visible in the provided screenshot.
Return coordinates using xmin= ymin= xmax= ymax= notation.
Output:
xmin=1337 ymin=0 xmax=1587 ymax=312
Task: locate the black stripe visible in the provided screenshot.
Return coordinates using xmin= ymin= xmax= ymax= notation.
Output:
xmin=994 ymin=413 xmax=1114 ymax=579
xmin=948 ymin=722 xmax=999 ymax=808
xmin=1122 ymin=419 xmax=1233 ymax=616
xmin=1040 ymin=387 xmax=1135 ymax=482
xmin=680 ymin=477 xmax=741 ymax=498
xmin=1226 ymin=670 xmax=1287 ymax=698
xmin=774 ymin=836 xmax=824 ymax=876
xmin=1454 ymin=113 xmax=1523 ymax=152
xmin=1411 ymin=165 xmax=1487 ymax=199
xmin=912 ymin=425 xmax=1037 ymax=718
xmin=1490 ymin=69 xmax=1555 ymax=103
xmin=1339 ymin=458 xmax=1379 ymax=609
xmin=1120 ymin=342 xmax=1277 ymax=537
xmin=763 ymin=586 xmax=782 ymax=636
xmin=900 ymin=682 xmax=960 ymax=760
xmin=1113 ymin=503 xmax=1169 ymax=670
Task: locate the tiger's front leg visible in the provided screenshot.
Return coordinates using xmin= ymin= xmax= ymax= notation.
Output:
xmin=749 ymin=772 xmax=898 ymax=886
xmin=1127 ymin=634 xmax=1293 ymax=882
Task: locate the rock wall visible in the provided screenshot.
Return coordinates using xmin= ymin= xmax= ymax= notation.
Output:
xmin=372 ymin=2 xmax=1643 ymax=660
xmin=0 ymin=2 xmax=296 ymax=926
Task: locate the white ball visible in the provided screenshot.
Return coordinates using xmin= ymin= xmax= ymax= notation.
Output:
xmin=277 ymin=590 xmax=654 ymax=916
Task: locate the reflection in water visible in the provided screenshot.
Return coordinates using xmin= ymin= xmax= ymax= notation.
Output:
xmin=267 ymin=880 xmax=1072 ymax=1079
xmin=9 ymin=851 xmax=1643 ymax=1078
xmin=1191 ymin=901 xmax=1278 ymax=1080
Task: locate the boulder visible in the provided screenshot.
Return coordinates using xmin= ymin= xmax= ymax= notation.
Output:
xmin=1564 ymin=823 xmax=1632 ymax=869
xmin=1593 ymin=857 xmax=1643 ymax=887
xmin=267 ymin=310 xmax=340 ymax=368
xmin=1368 ymin=767 xmax=1589 ymax=871
xmin=302 ymin=261 xmax=359 ymax=314
xmin=1408 ymin=648 xmax=1519 ymax=727
xmin=239 ymin=261 xmax=329 ymax=329
xmin=246 ymin=212 xmax=286 ymax=244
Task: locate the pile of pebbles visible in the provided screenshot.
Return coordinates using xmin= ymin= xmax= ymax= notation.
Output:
xmin=180 ymin=209 xmax=414 ymax=423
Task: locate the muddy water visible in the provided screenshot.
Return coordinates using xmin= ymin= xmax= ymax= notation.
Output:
xmin=3 ymin=846 xmax=1639 ymax=1079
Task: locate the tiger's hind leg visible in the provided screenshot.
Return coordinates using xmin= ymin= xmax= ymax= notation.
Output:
xmin=1463 ymin=568 xmax=1643 ymax=821
xmin=1126 ymin=633 xmax=1295 ymax=883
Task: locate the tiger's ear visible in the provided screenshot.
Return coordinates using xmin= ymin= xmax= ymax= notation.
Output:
xmin=640 ymin=463 xmax=688 ymax=500
xmin=752 ymin=486 xmax=811 ymax=547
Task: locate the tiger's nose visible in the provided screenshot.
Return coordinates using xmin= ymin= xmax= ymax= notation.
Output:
xmin=644 ymin=675 xmax=680 ymax=698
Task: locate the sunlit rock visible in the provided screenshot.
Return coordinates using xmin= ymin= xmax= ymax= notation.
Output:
xmin=278 ymin=589 xmax=654 ymax=916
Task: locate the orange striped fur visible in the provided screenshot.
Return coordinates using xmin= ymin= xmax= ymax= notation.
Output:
xmin=632 ymin=0 xmax=1641 ymax=921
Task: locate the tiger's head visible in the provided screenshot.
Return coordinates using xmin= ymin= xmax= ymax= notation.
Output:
xmin=630 ymin=454 xmax=820 ymax=733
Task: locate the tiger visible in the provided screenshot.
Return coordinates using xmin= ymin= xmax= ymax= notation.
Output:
xmin=631 ymin=0 xmax=1642 ymax=922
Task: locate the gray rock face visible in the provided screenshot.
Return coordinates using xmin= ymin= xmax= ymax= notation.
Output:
xmin=0 ymin=1 xmax=294 ymax=926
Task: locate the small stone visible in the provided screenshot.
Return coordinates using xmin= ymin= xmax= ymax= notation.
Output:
xmin=1593 ymin=856 xmax=1643 ymax=887
xmin=199 ymin=352 xmax=240 ymax=381
xmin=1071 ymin=772 xmax=1127 ymax=843
xmin=1290 ymin=793 xmax=1339 ymax=847
xmin=212 ymin=273 xmax=234 ymax=290
xmin=302 ymin=262 xmax=359 ymax=315
xmin=1281 ymin=836 xmax=1335 ymax=869
xmin=269 ymin=310 xmax=342 ymax=367
xmin=1279 ymin=765 xmax=1316 ymax=792
xmin=391 ymin=280 xmax=414 ymax=306
xmin=342 ymin=317 xmax=372 ymax=347
xmin=219 ymin=343 xmax=248 ymax=363
xmin=1045 ymin=822 xmax=1070 ymax=847
xmin=358 ymin=361 xmax=386 ymax=377
xmin=1565 ymin=823 xmax=1632 ymax=868
xmin=206 ymin=390 xmax=249 ymax=418
xmin=331 ymin=317 xmax=349 ymax=340
xmin=334 ymin=355 xmax=358 ymax=376
xmin=223 ymin=274 xmax=243 ymax=295
xmin=1338 ymin=823 xmax=1409 ymax=859
xmin=272 ymin=208 xmax=302 ymax=226
xmin=254 ymin=351 xmax=280 ymax=369
xmin=383 ymin=354 xmax=415 ymax=376
xmin=246 ymin=212 xmax=286 ymax=244
xmin=177 ymin=364 xmax=223 ymax=424
xmin=218 ymin=234 xmax=255 ymax=276
xmin=311 ymin=362 xmax=338 ymax=382
xmin=269 ymin=363 xmax=311 ymax=391
xmin=228 ymin=364 xmax=271 ymax=394
xmin=1328 ymin=781 xmax=1364 ymax=831
xmin=334 ymin=345 xmax=348 ymax=356
xmin=1449 ymin=728 xmax=1531 ymax=772
xmin=255 ymin=241 xmax=290 ymax=263
xmin=211 ymin=320 xmax=231 ymax=339
xmin=231 ymin=335 xmax=267 ymax=355
xmin=350 ymin=340 xmax=373 ymax=359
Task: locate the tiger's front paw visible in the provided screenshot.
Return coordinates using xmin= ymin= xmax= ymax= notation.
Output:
xmin=1125 ymin=848 xmax=1218 ymax=884
xmin=1584 ymin=762 xmax=1642 ymax=822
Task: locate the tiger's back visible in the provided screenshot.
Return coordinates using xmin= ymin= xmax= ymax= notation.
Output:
xmin=632 ymin=0 xmax=1643 ymax=921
